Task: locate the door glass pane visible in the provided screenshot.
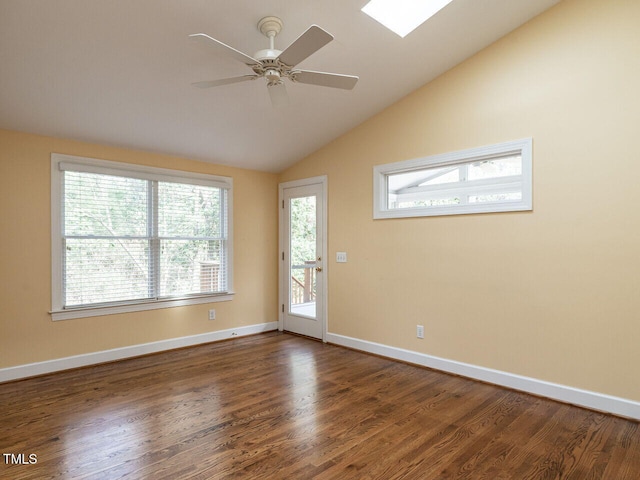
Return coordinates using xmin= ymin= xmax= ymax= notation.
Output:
xmin=289 ymin=195 xmax=316 ymax=319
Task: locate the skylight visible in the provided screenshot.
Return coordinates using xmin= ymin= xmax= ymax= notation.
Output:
xmin=361 ymin=0 xmax=454 ymax=38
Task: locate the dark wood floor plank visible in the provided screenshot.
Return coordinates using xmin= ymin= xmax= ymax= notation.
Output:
xmin=464 ymin=398 xmax=565 ymax=479
xmin=602 ymin=421 xmax=640 ymax=480
xmin=1 ymin=331 xmax=638 ymax=479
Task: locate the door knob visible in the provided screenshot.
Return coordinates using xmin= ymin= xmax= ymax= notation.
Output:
xmin=315 ymin=267 xmax=322 ymax=272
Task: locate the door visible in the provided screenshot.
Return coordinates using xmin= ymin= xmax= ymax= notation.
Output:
xmin=280 ymin=178 xmax=326 ymax=340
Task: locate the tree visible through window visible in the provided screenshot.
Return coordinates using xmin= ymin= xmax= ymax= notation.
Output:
xmin=52 ymin=155 xmax=232 ymax=315
xmin=373 ymin=138 xmax=532 ymax=219
xmin=388 ymin=155 xmax=523 ymax=209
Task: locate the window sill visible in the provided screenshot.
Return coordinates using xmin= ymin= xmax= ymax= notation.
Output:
xmin=374 ymin=201 xmax=531 ymax=219
xmin=50 ymin=293 xmax=235 ymax=321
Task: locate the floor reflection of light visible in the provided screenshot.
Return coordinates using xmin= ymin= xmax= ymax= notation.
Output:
xmin=61 ymin=405 xmax=145 ymax=478
xmin=59 ymin=381 xmax=223 ymax=477
xmin=287 ymin=349 xmax=319 ymax=441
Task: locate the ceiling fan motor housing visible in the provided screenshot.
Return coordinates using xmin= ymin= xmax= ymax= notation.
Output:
xmin=254 ymin=49 xmax=282 ymax=62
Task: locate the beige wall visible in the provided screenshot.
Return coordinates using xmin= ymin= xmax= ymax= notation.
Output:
xmin=0 ymin=129 xmax=278 ymax=368
xmin=280 ymin=0 xmax=640 ymax=402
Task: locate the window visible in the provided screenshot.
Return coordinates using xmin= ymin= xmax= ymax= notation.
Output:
xmin=51 ymin=154 xmax=233 ymax=320
xmin=373 ymin=138 xmax=532 ymax=219
xmin=361 ymin=0 xmax=454 ymax=38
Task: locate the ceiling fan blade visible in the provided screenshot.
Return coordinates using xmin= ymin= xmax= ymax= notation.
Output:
xmin=267 ymin=82 xmax=289 ymax=107
xmin=277 ymin=25 xmax=333 ymax=67
xmin=189 ymin=33 xmax=259 ymax=67
xmin=293 ymin=70 xmax=359 ymax=90
xmin=191 ymin=75 xmax=258 ymax=88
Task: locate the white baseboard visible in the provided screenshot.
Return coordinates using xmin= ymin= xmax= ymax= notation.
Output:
xmin=326 ymin=332 xmax=640 ymax=421
xmin=0 ymin=322 xmax=278 ymax=383
xmin=5 ymin=326 xmax=637 ymax=420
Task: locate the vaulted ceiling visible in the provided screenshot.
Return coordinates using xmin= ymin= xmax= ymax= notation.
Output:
xmin=0 ymin=0 xmax=560 ymax=172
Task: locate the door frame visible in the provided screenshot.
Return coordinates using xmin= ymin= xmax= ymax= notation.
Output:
xmin=278 ymin=176 xmax=328 ymax=342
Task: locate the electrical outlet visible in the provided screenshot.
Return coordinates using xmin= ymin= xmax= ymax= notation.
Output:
xmin=416 ymin=325 xmax=424 ymax=339
xmin=208 ymin=309 xmax=216 ymax=320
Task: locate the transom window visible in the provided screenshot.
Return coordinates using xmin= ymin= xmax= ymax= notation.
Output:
xmin=51 ymin=154 xmax=233 ymax=320
xmin=374 ymin=138 xmax=532 ymax=219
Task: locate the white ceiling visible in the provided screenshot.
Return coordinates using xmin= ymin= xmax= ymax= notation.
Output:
xmin=0 ymin=0 xmax=560 ymax=172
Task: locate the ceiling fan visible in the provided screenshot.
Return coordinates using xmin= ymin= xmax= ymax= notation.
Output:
xmin=189 ymin=16 xmax=359 ymax=107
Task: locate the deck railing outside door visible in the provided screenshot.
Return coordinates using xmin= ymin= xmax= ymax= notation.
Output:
xmin=291 ymin=260 xmax=316 ymax=305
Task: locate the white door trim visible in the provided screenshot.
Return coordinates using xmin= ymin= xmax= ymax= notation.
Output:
xmin=278 ymin=176 xmax=328 ymax=342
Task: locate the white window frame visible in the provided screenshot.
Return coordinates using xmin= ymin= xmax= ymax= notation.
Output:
xmin=50 ymin=153 xmax=234 ymax=321
xmin=373 ymin=138 xmax=532 ymax=219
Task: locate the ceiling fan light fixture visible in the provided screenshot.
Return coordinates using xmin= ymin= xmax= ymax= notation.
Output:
xmin=265 ymin=68 xmax=281 ymax=84
xmin=361 ymin=0 xmax=454 ymax=38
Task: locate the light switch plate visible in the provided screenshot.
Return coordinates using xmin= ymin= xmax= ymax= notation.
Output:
xmin=336 ymin=252 xmax=347 ymax=263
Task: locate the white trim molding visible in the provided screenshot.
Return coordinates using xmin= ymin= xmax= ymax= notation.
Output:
xmin=373 ymin=138 xmax=532 ymax=219
xmin=0 ymin=322 xmax=277 ymax=383
xmin=326 ymin=332 xmax=640 ymax=421
xmin=50 ymin=293 xmax=235 ymax=321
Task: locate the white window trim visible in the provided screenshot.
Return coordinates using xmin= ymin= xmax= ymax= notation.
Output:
xmin=373 ymin=138 xmax=532 ymax=219
xmin=50 ymin=153 xmax=234 ymax=321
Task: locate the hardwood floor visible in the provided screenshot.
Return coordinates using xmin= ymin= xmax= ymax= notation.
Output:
xmin=1 ymin=332 xmax=639 ymax=479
